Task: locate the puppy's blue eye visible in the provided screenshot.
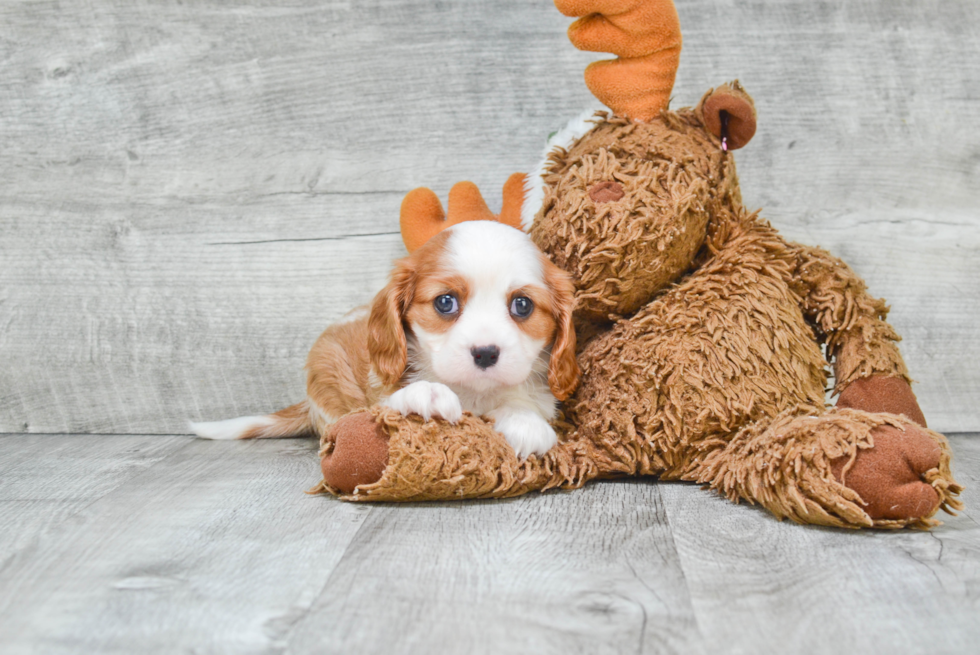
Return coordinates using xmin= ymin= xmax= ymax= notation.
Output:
xmin=510 ymin=296 xmax=533 ymax=319
xmin=434 ymin=294 xmax=459 ymax=316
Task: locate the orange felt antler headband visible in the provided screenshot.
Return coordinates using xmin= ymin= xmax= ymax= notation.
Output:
xmin=399 ymin=173 xmax=527 ymax=253
xmin=556 ymin=0 xmax=682 ymax=122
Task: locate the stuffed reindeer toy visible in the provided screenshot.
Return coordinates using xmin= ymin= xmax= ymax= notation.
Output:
xmin=242 ymin=0 xmax=963 ymax=529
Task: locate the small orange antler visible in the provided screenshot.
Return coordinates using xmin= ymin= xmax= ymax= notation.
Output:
xmin=400 ymin=173 xmax=526 ymax=252
xmin=555 ymin=0 xmax=682 ymax=122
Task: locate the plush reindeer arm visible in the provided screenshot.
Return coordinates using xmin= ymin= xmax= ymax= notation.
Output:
xmin=787 ymin=244 xmax=917 ymax=402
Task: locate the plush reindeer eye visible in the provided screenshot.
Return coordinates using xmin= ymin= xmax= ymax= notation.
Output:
xmin=433 ymin=294 xmax=459 ymax=316
xmin=510 ymin=296 xmax=534 ymax=319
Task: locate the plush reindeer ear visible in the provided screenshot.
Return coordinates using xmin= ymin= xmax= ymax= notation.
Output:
xmin=367 ymin=259 xmax=415 ymax=387
xmin=542 ymin=256 xmax=580 ymax=401
xmin=697 ymin=81 xmax=757 ymax=150
xmin=399 ymin=173 xmax=527 ymax=253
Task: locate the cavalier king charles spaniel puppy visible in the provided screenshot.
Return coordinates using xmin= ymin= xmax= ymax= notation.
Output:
xmin=192 ymin=220 xmax=579 ymax=459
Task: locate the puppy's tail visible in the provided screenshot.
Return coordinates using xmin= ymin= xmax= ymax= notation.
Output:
xmin=190 ymin=400 xmax=315 ymax=440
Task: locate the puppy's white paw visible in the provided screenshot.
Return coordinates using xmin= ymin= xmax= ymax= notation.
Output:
xmin=489 ymin=409 xmax=558 ymax=460
xmin=383 ymin=381 xmax=463 ymax=423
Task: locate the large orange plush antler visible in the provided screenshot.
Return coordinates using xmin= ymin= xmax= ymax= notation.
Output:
xmin=399 ymin=173 xmax=527 ymax=253
xmin=555 ymin=0 xmax=682 ymax=122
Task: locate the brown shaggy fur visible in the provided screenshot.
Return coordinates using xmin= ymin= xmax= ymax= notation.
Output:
xmin=533 ymin=110 xmax=723 ymax=324
xmin=314 ymin=87 xmax=962 ymax=529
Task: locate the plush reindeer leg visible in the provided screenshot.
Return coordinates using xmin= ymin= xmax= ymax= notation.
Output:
xmin=788 ymin=243 xmax=910 ymax=393
xmin=695 ymin=405 xmax=961 ymax=529
xmin=777 ymin=244 xmax=963 ymax=523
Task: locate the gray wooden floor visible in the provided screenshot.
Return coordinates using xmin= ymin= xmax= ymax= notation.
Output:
xmin=0 ymin=432 xmax=977 ymax=654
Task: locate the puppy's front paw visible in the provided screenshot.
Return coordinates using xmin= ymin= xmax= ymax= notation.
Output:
xmin=489 ymin=409 xmax=558 ymax=460
xmin=382 ymin=381 xmax=463 ymax=423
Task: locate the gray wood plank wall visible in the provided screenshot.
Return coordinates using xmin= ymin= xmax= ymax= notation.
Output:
xmin=1 ymin=0 xmax=978 ymax=435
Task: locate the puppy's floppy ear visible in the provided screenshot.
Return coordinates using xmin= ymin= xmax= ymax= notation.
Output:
xmin=542 ymin=256 xmax=580 ymax=401
xmin=368 ymin=258 xmax=415 ymax=387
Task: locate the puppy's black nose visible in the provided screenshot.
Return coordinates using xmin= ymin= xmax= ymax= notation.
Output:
xmin=471 ymin=345 xmax=500 ymax=369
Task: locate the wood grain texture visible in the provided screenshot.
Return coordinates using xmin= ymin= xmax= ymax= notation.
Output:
xmin=0 ymin=433 xmax=186 ymax=566
xmin=0 ymin=0 xmax=978 ymax=434
xmin=0 ymin=435 xmax=372 ymax=654
xmin=288 ymin=482 xmax=702 ymax=655
xmin=659 ymin=433 xmax=980 ymax=655
xmin=0 ymin=433 xmax=977 ymax=653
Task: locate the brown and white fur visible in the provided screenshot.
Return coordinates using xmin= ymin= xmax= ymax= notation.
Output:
xmin=191 ymin=220 xmax=579 ymax=459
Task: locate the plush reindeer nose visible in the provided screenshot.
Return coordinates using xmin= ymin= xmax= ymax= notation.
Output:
xmin=589 ymin=181 xmax=624 ymax=203
xmin=471 ymin=345 xmax=500 ymax=369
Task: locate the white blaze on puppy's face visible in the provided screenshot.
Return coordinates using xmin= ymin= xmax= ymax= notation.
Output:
xmin=405 ymin=221 xmax=557 ymax=395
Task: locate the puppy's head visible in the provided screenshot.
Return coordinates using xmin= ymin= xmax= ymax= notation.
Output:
xmin=368 ymin=221 xmax=579 ymax=400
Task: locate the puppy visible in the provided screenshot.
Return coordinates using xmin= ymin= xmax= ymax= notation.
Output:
xmin=191 ymin=220 xmax=579 ymax=459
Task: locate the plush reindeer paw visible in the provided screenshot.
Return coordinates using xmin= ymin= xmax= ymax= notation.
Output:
xmin=320 ymin=412 xmax=389 ymax=494
xmin=831 ymin=423 xmax=943 ymax=521
xmin=832 ymin=376 xmax=961 ymax=522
